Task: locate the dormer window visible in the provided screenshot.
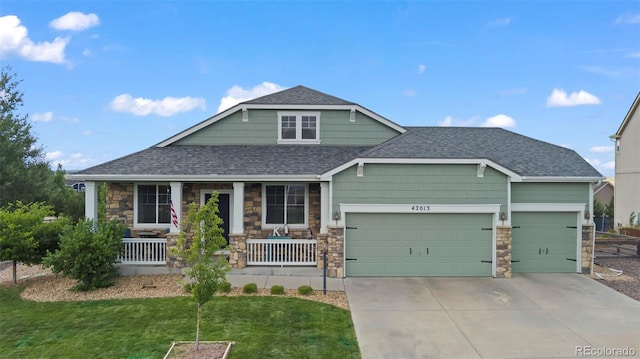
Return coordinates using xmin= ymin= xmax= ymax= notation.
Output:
xmin=278 ymin=111 xmax=320 ymax=144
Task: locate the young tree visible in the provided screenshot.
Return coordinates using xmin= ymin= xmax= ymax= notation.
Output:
xmin=43 ymin=219 xmax=126 ymax=291
xmin=0 ymin=66 xmax=52 ymax=207
xmin=172 ymin=192 xmax=230 ymax=351
xmin=0 ymin=202 xmax=65 ymax=284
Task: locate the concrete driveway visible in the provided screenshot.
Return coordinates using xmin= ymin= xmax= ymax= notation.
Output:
xmin=345 ymin=274 xmax=640 ymax=359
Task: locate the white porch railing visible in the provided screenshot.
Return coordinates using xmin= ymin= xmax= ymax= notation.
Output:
xmin=118 ymin=238 xmax=167 ymax=265
xmin=247 ymin=239 xmax=317 ymax=266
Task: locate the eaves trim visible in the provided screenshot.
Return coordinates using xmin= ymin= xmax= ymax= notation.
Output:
xmin=66 ymin=174 xmax=321 ymax=182
xmin=320 ymin=158 xmax=523 ymax=181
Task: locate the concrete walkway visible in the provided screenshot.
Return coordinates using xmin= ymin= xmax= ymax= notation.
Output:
xmin=345 ymin=274 xmax=640 ymax=359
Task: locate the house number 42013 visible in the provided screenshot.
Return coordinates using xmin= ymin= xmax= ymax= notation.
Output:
xmin=411 ymin=205 xmax=431 ymax=212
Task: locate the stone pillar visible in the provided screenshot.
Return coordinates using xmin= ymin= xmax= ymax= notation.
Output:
xmin=316 ymin=233 xmax=328 ymax=269
xmin=581 ymin=224 xmax=594 ymax=274
xmin=495 ymin=226 xmax=512 ymax=278
xmin=229 ymin=233 xmax=247 ymax=269
xmin=85 ymin=181 xmax=98 ymax=220
xmin=326 ymin=226 xmax=345 ymax=278
xmin=165 ymin=233 xmax=185 ymax=268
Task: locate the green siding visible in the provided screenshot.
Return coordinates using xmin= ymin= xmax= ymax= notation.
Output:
xmin=511 ymin=212 xmax=578 ymax=273
xmin=346 ymin=213 xmax=493 ymax=276
xmin=511 ymin=183 xmax=589 ymax=204
xmin=173 ymin=109 xmax=400 ymax=146
xmin=332 ymin=164 xmax=508 ymax=214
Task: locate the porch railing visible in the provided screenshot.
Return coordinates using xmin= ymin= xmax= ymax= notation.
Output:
xmin=246 ymin=239 xmax=317 ymax=266
xmin=118 ymin=238 xmax=167 ymax=265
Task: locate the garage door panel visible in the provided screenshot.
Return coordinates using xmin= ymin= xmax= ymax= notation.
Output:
xmin=346 ymin=213 xmax=493 ymax=276
xmin=512 ymin=212 xmax=578 ymax=273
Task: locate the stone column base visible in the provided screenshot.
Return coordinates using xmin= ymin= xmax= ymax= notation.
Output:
xmin=229 ymin=233 xmax=247 ymax=269
xmin=495 ymin=225 xmax=512 ymax=278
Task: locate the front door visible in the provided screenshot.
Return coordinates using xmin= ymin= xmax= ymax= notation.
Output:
xmin=204 ymin=192 xmax=230 ymax=245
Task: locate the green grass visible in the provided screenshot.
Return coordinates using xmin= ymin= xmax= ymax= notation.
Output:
xmin=0 ymin=285 xmax=360 ymax=358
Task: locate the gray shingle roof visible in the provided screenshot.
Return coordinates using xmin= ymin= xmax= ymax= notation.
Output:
xmin=243 ymin=85 xmax=356 ymax=106
xmin=361 ymin=127 xmax=602 ymax=177
xmin=76 ymin=127 xmax=601 ymax=178
xmin=77 ymin=145 xmax=371 ymax=176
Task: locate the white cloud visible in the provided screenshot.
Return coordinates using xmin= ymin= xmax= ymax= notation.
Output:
xmin=82 ymin=48 xmax=92 ymax=56
xmin=590 ymin=145 xmax=614 ymax=153
xmin=488 ymin=17 xmax=512 ymax=26
xmin=109 ymin=94 xmax=206 ymax=117
xmin=32 ymin=111 xmax=53 ymax=122
xmin=45 ymin=150 xmax=64 ymax=161
xmin=626 ymin=52 xmax=640 ymax=58
xmin=217 ymin=82 xmax=284 ymax=113
xmin=500 ymin=87 xmax=528 ymax=96
xmin=614 ymin=12 xmax=640 ymax=24
xmin=50 ymin=12 xmax=100 ymax=31
xmin=437 ymin=115 xmax=478 ymax=127
xmin=585 ymin=158 xmax=615 ymax=171
xmin=579 ymin=65 xmax=620 ymax=77
xmin=402 ymin=89 xmax=416 ymax=97
xmin=482 ymin=114 xmax=516 ymax=128
xmin=546 ymin=88 xmax=602 ymax=107
xmin=0 ymin=15 xmax=69 ymax=64
xmin=417 ymin=64 xmax=426 ymax=74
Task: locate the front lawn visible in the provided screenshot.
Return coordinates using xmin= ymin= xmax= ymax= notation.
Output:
xmin=0 ymin=285 xmax=360 ymax=358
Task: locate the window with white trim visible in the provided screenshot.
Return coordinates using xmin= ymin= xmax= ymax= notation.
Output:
xmin=263 ymin=184 xmax=307 ymax=226
xmin=277 ymin=112 xmax=320 ymax=143
xmin=136 ymin=184 xmax=171 ymax=226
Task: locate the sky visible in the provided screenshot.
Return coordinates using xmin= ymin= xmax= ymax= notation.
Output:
xmin=1 ymin=1 xmax=639 ymax=177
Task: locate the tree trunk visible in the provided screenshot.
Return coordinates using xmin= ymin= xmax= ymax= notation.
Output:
xmin=195 ymin=302 xmax=202 ymax=350
xmin=12 ymin=260 xmax=17 ymax=285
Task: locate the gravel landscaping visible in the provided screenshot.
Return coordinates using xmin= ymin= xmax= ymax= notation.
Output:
xmin=0 ymin=263 xmax=350 ymax=310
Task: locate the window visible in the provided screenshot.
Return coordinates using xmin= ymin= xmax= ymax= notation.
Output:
xmin=136 ymin=184 xmax=171 ymax=226
xmin=263 ymin=184 xmax=307 ymax=226
xmin=277 ymin=112 xmax=320 ymax=143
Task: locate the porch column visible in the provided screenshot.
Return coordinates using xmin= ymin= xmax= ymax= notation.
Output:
xmin=232 ymin=182 xmax=245 ymax=234
xmin=170 ymin=182 xmax=182 ymax=233
xmin=84 ymin=181 xmax=98 ymax=221
xmin=320 ymin=182 xmax=330 ymax=234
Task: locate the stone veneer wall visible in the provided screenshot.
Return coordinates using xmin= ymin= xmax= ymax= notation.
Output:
xmin=324 ymin=226 xmax=345 ymax=278
xmin=495 ymin=226 xmax=512 ymax=278
xmin=581 ymin=224 xmax=594 ymax=274
xmin=244 ymin=183 xmax=321 ymax=239
xmin=106 ymin=183 xmax=134 ymax=225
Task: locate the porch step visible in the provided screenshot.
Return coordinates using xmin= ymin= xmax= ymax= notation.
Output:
xmin=230 ymin=266 xmax=323 ymax=277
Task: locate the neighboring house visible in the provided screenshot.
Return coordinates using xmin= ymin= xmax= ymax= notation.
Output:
xmin=69 ymin=86 xmax=602 ymax=278
xmin=611 ymin=92 xmax=640 ymax=229
xmin=593 ymin=178 xmax=614 ymax=206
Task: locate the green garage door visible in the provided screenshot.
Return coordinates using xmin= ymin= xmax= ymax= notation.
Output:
xmin=345 ymin=213 xmax=493 ymax=276
xmin=511 ymin=212 xmax=578 ymax=273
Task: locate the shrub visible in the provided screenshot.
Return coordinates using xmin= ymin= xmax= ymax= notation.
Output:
xmin=297 ymin=285 xmax=313 ymax=295
xmin=243 ymin=283 xmax=258 ymax=294
xmin=43 ymin=219 xmax=126 ymax=291
xmin=270 ymin=285 xmax=285 ymax=295
xmin=220 ymin=281 xmax=232 ymax=293
xmin=183 ymin=283 xmax=193 ymax=293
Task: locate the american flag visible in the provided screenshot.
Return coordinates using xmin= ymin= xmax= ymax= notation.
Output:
xmin=170 ymin=200 xmax=179 ymax=228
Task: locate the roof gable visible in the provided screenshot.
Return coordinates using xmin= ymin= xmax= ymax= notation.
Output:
xmin=613 ymin=92 xmax=640 ymax=138
xmin=244 ymin=85 xmax=356 ymax=105
xmin=337 ymin=127 xmax=602 ymax=178
xmin=155 ymin=86 xmax=405 ymax=147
